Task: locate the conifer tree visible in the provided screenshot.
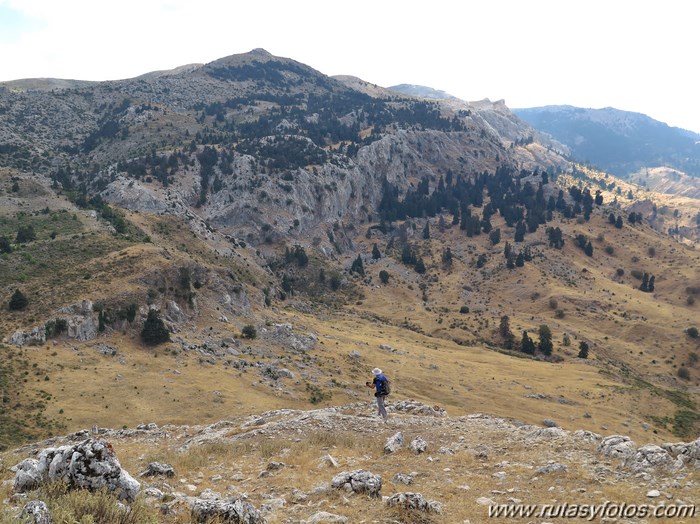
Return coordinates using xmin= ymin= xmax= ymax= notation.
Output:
xmin=371 ymin=243 xmax=381 ymax=260
xmin=141 ymin=309 xmax=170 ymax=346
xmin=521 ymin=331 xmax=536 ymax=355
xmin=578 ymin=341 xmax=589 ymax=359
xmin=538 ymin=324 xmax=553 ymax=356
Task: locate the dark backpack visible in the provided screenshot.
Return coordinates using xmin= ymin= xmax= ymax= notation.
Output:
xmin=377 ymin=375 xmax=391 ymax=396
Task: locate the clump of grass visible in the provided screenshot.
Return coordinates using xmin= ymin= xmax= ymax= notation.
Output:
xmin=0 ymin=481 xmax=160 ymax=524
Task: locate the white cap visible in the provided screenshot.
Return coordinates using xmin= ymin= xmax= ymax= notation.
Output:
xmin=372 ymin=368 xmax=382 ymax=375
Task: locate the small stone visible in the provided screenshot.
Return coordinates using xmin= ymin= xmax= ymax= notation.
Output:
xmin=476 ymin=497 xmax=495 ymax=505
xmin=647 ymin=489 xmax=661 ymax=498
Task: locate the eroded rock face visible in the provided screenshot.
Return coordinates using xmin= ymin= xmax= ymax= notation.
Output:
xmin=190 ymin=497 xmax=266 ymax=524
xmin=331 ymin=470 xmax=382 ymax=498
xmin=13 ymin=439 xmax=140 ymax=502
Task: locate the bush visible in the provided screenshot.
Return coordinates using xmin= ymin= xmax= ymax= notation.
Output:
xmin=616 ymin=268 xmax=625 ymax=276
xmin=8 ymin=289 xmax=28 ymax=311
xmin=459 ymin=306 xmax=470 ymax=314
xmin=687 ymin=327 xmax=699 ymax=338
xmin=548 ymin=297 xmax=558 ymax=309
xmin=677 ymin=366 xmax=690 ymax=380
xmin=379 ymin=270 xmax=390 ymax=284
xmin=605 ymin=246 xmax=614 ymax=255
xmin=554 ymin=309 xmax=565 ymax=319
xmin=687 ymin=296 xmax=695 ymax=306
xmin=241 ymin=324 xmax=257 ymax=339
xmin=630 ymin=269 xmax=644 ymax=280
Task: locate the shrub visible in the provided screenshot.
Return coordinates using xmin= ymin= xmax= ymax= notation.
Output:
xmin=459 ymin=306 xmax=469 ymax=314
xmin=677 ymin=366 xmax=690 ymax=380
xmin=687 ymin=327 xmax=699 ymax=338
xmin=8 ymin=289 xmax=28 ymax=311
xmin=241 ymin=324 xmax=257 ymax=339
xmin=630 ymin=269 xmax=644 ymax=280
xmin=687 ymin=296 xmax=695 ymax=306
xmin=379 ymin=270 xmax=390 ymax=284
xmin=605 ymin=246 xmax=614 ymax=255
xmin=648 ymin=246 xmax=656 ymax=257
xmin=548 ymin=297 xmax=558 ymax=309
xmin=554 ymin=309 xmax=565 ymax=319
xmin=616 ymin=268 xmax=625 ymax=276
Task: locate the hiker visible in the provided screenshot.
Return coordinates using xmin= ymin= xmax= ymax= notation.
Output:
xmin=366 ymin=367 xmax=390 ymax=421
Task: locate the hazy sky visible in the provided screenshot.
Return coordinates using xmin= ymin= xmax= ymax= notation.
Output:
xmin=1 ymin=0 xmax=698 ymax=132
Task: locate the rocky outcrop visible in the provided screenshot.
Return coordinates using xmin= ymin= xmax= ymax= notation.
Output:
xmin=410 ymin=436 xmax=428 ymax=454
xmin=331 ymin=470 xmax=382 ymax=498
xmin=261 ymin=323 xmax=317 ymax=354
xmin=190 ymin=498 xmax=266 ymax=524
xmin=599 ymin=435 xmax=637 ymax=460
xmin=625 ymin=445 xmax=684 ymax=472
xmin=13 ymin=439 xmax=140 ymax=502
xmin=384 ymin=432 xmax=404 ymax=454
xmin=9 ymin=326 xmax=46 ymax=347
xmin=384 ymin=492 xmax=442 ymax=514
xmin=139 ymin=462 xmax=175 ymax=478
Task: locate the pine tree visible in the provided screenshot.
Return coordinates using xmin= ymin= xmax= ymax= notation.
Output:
xmin=521 ymin=331 xmax=536 ymax=355
xmin=648 ymin=275 xmax=655 ymax=292
xmin=422 ymin=221 xmax=430 ymax=240
xmin=584 ymin=241 xmax=593 ymax=257
xmin=514 ymin=221 xmax=526 ymax=242
xmin=538 ymin=324 xmax=553 ymax=356
xmin=350 ymin=254 xmax=365 ymax=276
xmin=371 ymin=243 xmax=381 ymax=260
xmin=0 ymin=236 xmax=11 ymax=254
xmin=640 ymin=273 xmax=649 ymax=292
xmin=9 ymin=289 xmax=28 ymax=311
xmin=578 ymin=341 xmax=589 ymax=359
xmin=615 ymin=215 xmax=623 ymax=229
xmin=414 ymin=257 xmax=426 ymax=274
xmin=499 ymin=315 xmax=514 ymax=349
xmin=141 ymin=309 xmax=170 ymax=346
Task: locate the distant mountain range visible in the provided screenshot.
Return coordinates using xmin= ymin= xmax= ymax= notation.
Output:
xmin=513 ymin=105 xmax=700 ymax=178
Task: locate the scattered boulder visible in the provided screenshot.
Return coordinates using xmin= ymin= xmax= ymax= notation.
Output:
xmin=139 ymin=462 xmax=175 ymax=478
xmin=318 ymin=454 xmax=339 ymax=468
xmin=542 ymin=419 xmax=558 ymax=428
xmin=305 ymin=511 xmax=348 ymax=523
xmin=624 ymin=445 xmax=683 ymax=472
xmin=392 ymin=473 xmax=414 ymax=485
xmin=410 ymin=437 xmax=428 ymax=454
xmin=190 ymin=497 xmax=266 ymax=524
xmin=385 ymin=492 xmax=442 ymax=514
xmin=331 ymin=470 xmax=382 ymax=498
xmin=13 ymin=439 xmax=140 ymax=502
xmin=18 ymin=500 xmax=53 ymax=524
xmin=526 ymin=427 xmax=568 ymax=440
xmin=598 ymin=435 xmax=636 ymax=460
xmin=384 ymin=432 xmax=404 ymax=454
xmin=536 ymin=463 xmax=568 ymax=475
xmin=391 ymin=400 xmax=446 ymax=416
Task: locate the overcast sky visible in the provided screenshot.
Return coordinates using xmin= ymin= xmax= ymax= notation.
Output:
xmin=1 ymin=0 xmax=697 ymax=133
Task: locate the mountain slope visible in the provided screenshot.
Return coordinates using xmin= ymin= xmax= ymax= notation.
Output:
xmin=514 ymin=105 xmax=700 ymax=178
xmin=0 ymin=50 xmax=698 ymax=455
